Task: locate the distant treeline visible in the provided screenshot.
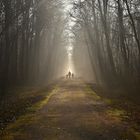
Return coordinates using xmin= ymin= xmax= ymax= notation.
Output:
xmin=72 ymin=0 xmax=140 ymax=88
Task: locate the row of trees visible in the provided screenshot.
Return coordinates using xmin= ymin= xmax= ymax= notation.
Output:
xmin=0 ymin=0 xmax=66 ymax=94
xmin=71 ymin=0 xmax=140 ymax=88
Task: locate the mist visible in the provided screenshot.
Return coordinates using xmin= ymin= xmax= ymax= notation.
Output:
xmin=0 ymin=0 xmax=140 ymax=139
xmin=0 ymin=0 xmax=139 ymax=91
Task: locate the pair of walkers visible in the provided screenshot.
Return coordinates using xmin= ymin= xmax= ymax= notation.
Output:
xmin=66 ymin=71 xmax=74 ymax=79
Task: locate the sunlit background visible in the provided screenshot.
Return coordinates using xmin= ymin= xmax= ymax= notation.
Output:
xmin=63 ymin=1 xmax=76 ymax=76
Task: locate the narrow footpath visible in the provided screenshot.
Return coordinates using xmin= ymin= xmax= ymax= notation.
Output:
xmin=1 ymin=79 xmax=138 ymax=140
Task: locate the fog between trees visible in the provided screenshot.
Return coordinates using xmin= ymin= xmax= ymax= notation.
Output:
xmin=0 ymin=0 xmax=68 ymax=92
xmin=0 ymin=0 xmax=140 ymax=95
xmin=72 ymin=0 xmax=140 ymax=88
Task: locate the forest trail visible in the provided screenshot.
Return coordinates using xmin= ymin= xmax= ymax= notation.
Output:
xmin=1 ymin=79 xmax=139 ymax=140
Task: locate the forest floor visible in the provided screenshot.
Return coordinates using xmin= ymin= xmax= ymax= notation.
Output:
xmin=0 ymin=79 xmax=140 ymax=140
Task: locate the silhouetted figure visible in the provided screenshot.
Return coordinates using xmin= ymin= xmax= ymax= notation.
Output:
xmin=68 ymin=71 xmax=71 ymax=78
xmin=72 ymin=73 xmax=74 ymax=78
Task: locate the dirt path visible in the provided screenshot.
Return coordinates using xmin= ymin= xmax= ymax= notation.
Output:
xmin=1 ymin=79 xmax=139 ymax=140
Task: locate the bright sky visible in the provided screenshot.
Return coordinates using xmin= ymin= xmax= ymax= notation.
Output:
xmin=63 ymin=0 xmax=76 ymax=74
